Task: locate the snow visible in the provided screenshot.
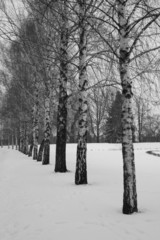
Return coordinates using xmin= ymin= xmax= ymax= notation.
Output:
xmin=0 ymin=143 xmax=160 ymax=240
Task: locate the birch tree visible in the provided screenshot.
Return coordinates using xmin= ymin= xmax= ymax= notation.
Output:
xmin=21 ymin=19 xmax=40 ymax=160
xmin=32 ymin=73 xmax=39 ymax=159
xmin=85 ymin=0 xmax=160 ymax=213
xmin=117 ymin=0 xmax=160 ymax=214
xmin=75 ymin=0 xmax=89 ymax=184
xmin=117 ymin=0 xmax=138 ymax=214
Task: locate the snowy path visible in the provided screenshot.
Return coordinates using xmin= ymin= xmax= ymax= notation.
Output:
xmin=0 ymin=144 xmax=160 ymax=240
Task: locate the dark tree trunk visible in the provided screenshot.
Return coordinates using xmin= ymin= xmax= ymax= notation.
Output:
xmin=19 ymin=123 xmax=23 ymax=152
xmin=23 ymin=123 xmax=29 ymax=155
xmin=42 ymin=139 xmax=50 ymax=165
xmin=55 ymin=131 xmax=67 ymax=172
xmin=20 ymin=123 xmax=26 ymax=154
xmin=28 ymin=143 xmax=33 ymax=157
xmin=33 ymin=147 xmax=38 ymax=160
xmin=28 ymin=108 xmax=34 ymax=157
xmin=37 ymin=139 xmax=44 ymax=162
xmin=33 ymin=81 xmax=39 ymax=160
xmin=138 ymin=104 xmax=142 ymax=142
xmin=55 ymin=95 xmax=67 ymax=171
xmin=15 ymin=130 xmax=18 ymax=150
xmin=55 ymin=2 xmax=68 ymax=173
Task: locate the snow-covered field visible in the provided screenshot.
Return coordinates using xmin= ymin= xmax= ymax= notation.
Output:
xmin=0 ymin=143 xmax=160 ymax=240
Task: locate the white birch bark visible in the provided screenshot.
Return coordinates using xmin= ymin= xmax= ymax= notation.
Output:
xmin=117 ymin=0 xmax=138 ymax=214
xmin=42 ymin=90 xmax=51 ymax=165
xmin=75 ymin=0 xmax=88 ymax=185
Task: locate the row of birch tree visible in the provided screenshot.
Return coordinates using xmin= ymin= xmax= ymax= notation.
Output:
xmin=1 ymin=0 xmax=160 ymax=214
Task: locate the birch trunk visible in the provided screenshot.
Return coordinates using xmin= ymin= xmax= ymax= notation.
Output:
xmin=33 ymin=81 xmax=39 ymax=160
xmin=42 ymin=92 xmax=50 ymax=165
xmin=37 ymin=139 xmax=44 ymax=161
xmin=75 ymin=0 xmax=88 ymax=185
xmin=55 ymin=1 xmax=68 ymax=172
xmin=28 ymin=142 xmax=33 ymax=157
xmin=118 ymin=0 xmax=138 ymax=214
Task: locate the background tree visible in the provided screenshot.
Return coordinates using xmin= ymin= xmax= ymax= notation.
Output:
xmin=105 ymin=91 xmax=123 ymax=143
xmin=88 ymin=84 xmax=113 ymax=143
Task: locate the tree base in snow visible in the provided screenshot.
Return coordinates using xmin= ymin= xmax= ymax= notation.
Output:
xmin=123 ymin=203 xmax=138 ymax=214
xmin=75 ymin=176 xmax=87 ymax=185
xmin=75 ymin=168 xmax=87 ymax=185
xmin=55 ymin=140 xmax=67 ymax=172
xmin=37 ymin=139 xmax=44 ymax=162
xmin=55 ymin=167 xmax=67 ymax=173
xmin=28 ymin=145 xmax=33 ymax=157
xmin=42 ymin=139 xmax=50 ymax=165
xmin=75 ymin=146 xmax=87 ymax=185
xmin=33 ymin=147 xmax=38 ymax=160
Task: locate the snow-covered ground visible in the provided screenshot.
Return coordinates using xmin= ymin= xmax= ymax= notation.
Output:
xmin=0 ymin=143 xmax=160 ymax=240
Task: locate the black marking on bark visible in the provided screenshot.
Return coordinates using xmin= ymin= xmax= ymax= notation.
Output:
xmin=75 ymin=144 xmax=87 ymax=185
